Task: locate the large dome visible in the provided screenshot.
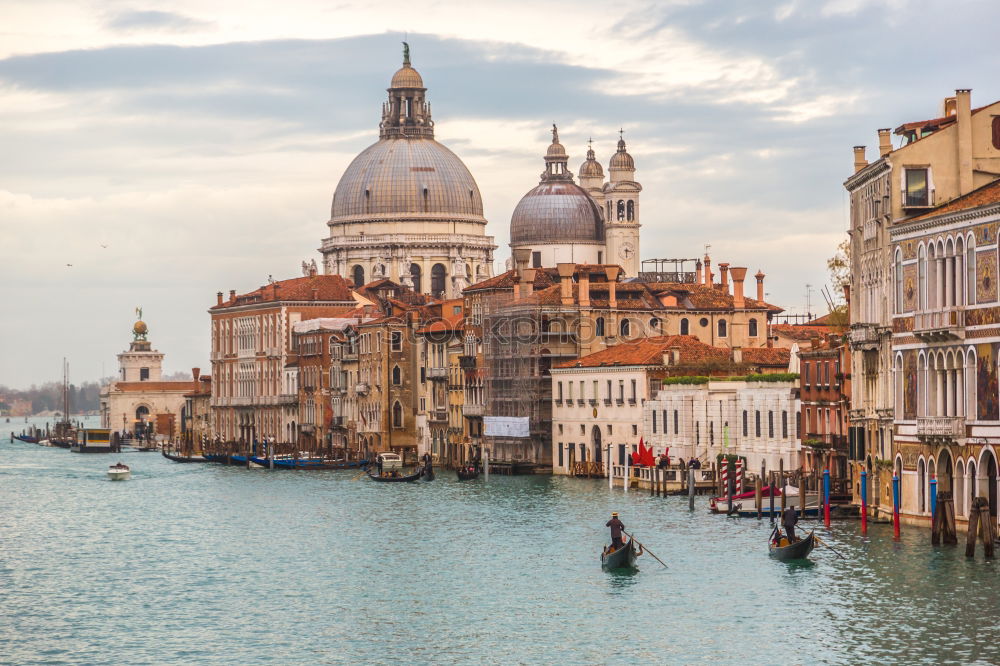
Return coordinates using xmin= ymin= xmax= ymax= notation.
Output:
xmin=330 ymin=138 xmax=486 ymax=222
xmin=510 ymin=182 xmax=604 ymax=245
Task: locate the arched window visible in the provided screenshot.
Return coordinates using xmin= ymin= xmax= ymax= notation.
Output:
xmin=918 ymin=245 xmax=926 ymax=310
xmin=352 ymin=265 xmax=365 ymax=288
xmin=626 ymin=200 xmax=635 ymax=221
xmin=718 ymin=319 xmax=727 ymax=337
xmin=680 ymin=318 xmax=689 ymax=335
xmin=616 ymin=200 xmax=625 ymax=221
xmin=918 ymin=458 xmax=926 ymax=513
xmin=410 ymin=263 xmax=422 ymax=293
xmin=748 ymin=318 xmax=758 ymax=337
xmin=895 ymin=248 xmax=904 ymax=313
xmin=968 ymin=236 xmax=976 ymax=305
xmin=391 ymin=365 xmax=401 ymax=385
xmin=431 ymin=263 xmax=447 ymax=296
xmin=620 ymin=319 xmax=631 ymax=337
xmin=136 ymin=405 xmax=150 ymax=421
xmin=650 ymin=317 xmax=659 ymax=330
xmin=595 ymin=317 xmax=605 ymax=337
xmin=392 ymin=401 xmax=403 ymax=428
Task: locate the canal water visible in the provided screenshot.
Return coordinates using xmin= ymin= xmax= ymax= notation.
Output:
xmin=2 ymin=434 xmax=997 ymax=665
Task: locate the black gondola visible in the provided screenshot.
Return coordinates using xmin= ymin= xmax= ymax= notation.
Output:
xmin=601 ymin=538 xmax=638 ymax=570
xmin=202 ymin=453 xmax=229 ymax=464
xmin=367 ymin=468 xmax=423 ymax=483
xmin=13 ymin=434 xmax=39 ymax=444
xmin=456 ymin=467 xmax=480 ymax=480
xmin=162 ymin=449 xmax=208 ymax=463
xmin=769 ymin=530 xmax=815 ymax=561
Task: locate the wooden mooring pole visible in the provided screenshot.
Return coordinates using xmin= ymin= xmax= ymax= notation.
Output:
xmin=756 ymin=461 xmax=764 ymax=520
xmin=780 ymin=459 xmax=786 ymax=514
xmin=688 ymin=467 xmax=695 ymax=510
xmin=965 ymin=497 xmax=995 ymax=558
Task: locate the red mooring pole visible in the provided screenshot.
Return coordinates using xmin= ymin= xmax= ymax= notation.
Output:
xmin=860 ymin=468 xmax=868 ymax=537
xmin=892 ymin=475 xmax=901 ymax=541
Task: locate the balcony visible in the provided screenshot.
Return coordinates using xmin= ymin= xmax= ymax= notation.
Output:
xmin=276 ymin=395 xmax=297 ymax=405
xmin=914 ymin=309 xmax=965 ymax=341
xmin=355 ymin=382 xmax=369 ymax=395
xmin=210 ymin=351 xmax=225 ymax=361
xmin=459 ymin=356 xmax=477 ymax=369
xmin=331 ymin=416 xmax=345 ymax=428
xmin=429 ymin=409 xmax=448 ymax=422
xmin=264 ymin=346 xmax=281 ymax=358
xmin=427 ymin=367 xmax=448 ymax=380
xmin=916 ymin=416 xmax=965 ymax=442
xmin=463 ymin=404 xmax=484 ymax=417
xmin=849 ymin=324 xmax=880 ymax=350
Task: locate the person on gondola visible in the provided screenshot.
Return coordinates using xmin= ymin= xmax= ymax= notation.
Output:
xmin=606 ymin=512 xmax=625 ymax=550
xmin=782 ymin=506 xmax=799 ymax=542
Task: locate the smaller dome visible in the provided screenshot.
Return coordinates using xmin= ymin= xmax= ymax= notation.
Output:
xmin=610 ymin=137 xmax=634 ymax=170
xmin=510 ymin=181 xmax=604 ymax=245
xmin=579 ymin=144 xmax=604 ymax=178
xmin=390 ymin=64 xmax=424 ymax=89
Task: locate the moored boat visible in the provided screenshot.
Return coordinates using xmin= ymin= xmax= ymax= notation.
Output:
xmin=202 ymin=453 xmax=230 ymax=464
xmin=107 ymin=462 xmax=131 ymax=481
xmin=247 ymin=455 xmax=368 ymax=470
xmin=162 ymin=449 xmax=208 ymax=463
xmin=601 ymin=537 xmax=639 ymax=570
xmin=13 ymin=434 xmax=40 ymax=444
xmin=769 ymin=531 xmax=815 ymax=561
xmin=456 ymin=466 xmax=480 ymax=480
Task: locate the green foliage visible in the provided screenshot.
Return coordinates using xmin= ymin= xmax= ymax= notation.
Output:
xmin=662 ymin=373 xmax=799 ymax=387
xmin=745 ymin=372 xmax=800 ymax=383
xmin=662 ymin=376 xmax=710 ymax=385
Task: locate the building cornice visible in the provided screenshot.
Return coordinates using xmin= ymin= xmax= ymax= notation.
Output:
xmin=890 ymin=203 xmax=1000 ymax=239
xmin=844 ymin=158 xmax=890 ymax=190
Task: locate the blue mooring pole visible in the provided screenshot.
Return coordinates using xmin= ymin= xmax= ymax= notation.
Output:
xmin=930 ymin=476 xmax=938 ymax=522
xmin=823 ymin=468 xmax=831 ymax=528
xmin=860 ymin=468 xmax=868 ymax=536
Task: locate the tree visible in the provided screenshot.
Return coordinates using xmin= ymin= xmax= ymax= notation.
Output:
xmin=827 ymin=237 xmax=851 ymax=299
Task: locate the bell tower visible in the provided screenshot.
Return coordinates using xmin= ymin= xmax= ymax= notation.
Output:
xmin=117 ymin=313 xmax=164 ymax=382
xmin=603 ymin=131 xmax=642 ymax=276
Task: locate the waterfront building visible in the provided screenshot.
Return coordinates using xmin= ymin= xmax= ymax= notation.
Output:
xmin=208 ymin=270 xmax=359 ymax=443
xmin=846 ymin=89 xmax=1000 ymax=516
xmin=414 ymin=299 xmax=467 ymax=465
xmin=100 ymin=317 xmax=197 ymax=437
xmin=182 ymin=369 xmax=212 ymax=448
xmin=798 ymin=333 xmax=851 ymax=487
xmin=320 ymin=46 xmax=496 ymax=297
xmin=890 ymin=178 xmax=1000 ymax=528
xmin=644 ymin=374 xmax=800 ymax=474
xmin=510 ymin=128 xmax=642 ymax=276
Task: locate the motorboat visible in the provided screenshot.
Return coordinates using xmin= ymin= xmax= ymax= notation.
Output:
xmin=107 ymin=462 xmax=131 ymax=481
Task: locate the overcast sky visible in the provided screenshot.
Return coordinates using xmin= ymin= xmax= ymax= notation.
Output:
xmin=2 ymin=0 xmax=999 ymax=388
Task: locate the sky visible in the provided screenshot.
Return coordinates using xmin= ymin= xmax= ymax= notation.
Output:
xmin=2 ymin=0 xmax=999 ymax=388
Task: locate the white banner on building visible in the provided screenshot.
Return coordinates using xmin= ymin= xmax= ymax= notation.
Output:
xmin=484 ymin=416 xmax=530 ymax=438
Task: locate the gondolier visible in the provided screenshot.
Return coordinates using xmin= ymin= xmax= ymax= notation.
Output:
xmin=782 ymin=506 xmax=799 ymax=542
xmin=606 ymin=512 xmax=625 ymax=549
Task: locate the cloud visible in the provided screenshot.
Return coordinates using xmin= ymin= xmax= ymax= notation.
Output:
xmin=105 ymin=10 xmax=214 ymax=33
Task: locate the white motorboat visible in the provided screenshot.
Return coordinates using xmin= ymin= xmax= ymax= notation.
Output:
xmin=107 ymin=462 xmax=131 ymax=481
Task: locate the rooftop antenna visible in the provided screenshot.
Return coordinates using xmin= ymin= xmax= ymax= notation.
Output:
xmin=821 ymin=285 xmax=835 ymax=312
xmin=805 ymin=283 xmax=813 ymax=318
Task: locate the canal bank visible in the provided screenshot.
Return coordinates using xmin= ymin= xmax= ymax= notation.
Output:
xmin=2 ymin=438 xmax=998 ymax=664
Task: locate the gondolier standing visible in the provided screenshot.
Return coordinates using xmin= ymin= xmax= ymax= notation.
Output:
xmin=606 ymin=512 xmax=625 ymax=549
xmin=782 ymin=506 xmax=799 ymax=542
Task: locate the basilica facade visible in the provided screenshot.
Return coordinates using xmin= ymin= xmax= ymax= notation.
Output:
xmin=319 ymin=47 xmax=496 ymax=298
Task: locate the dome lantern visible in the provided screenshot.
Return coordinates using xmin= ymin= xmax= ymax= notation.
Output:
xmin=380 ymin=42 xmax=434 ymax=140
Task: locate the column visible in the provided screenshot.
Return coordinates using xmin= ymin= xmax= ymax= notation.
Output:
xmin=955 ymin=365 xmax=964 ymax=417
xmin=935 ymin=257 xmax=944 ymax=309
xmin=945 ymin=256 xmax=954 ymax=308
xmin=936 ymin=368 xmax=945 ymax=417
xmin=955 ymin=254 xmax=964 ymax=306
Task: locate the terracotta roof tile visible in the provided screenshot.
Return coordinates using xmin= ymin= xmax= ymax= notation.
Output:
xmin=741 ymin=347 xmax=791 ymax=367
xmin=213 ymin=275 xmax=357 ymax=309
xmin=554 ymin=335 xmax=729 ymax=369
xmin=772 ymin=324 xmax=832 ymax=340
xmin=904 ymin=178 xmax=1000 ymax=223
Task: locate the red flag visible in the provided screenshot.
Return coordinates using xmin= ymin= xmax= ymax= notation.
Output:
xmin=640 ymin=437 xmax=655 ymax=467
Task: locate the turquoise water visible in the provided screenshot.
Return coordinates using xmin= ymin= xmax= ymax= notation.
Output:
xmin=2 ymin=434 xmax=997 ymax=665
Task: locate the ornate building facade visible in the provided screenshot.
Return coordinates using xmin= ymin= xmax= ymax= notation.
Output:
xmin=320 ymin=46 xmax=496 ymax=298
xmin=510 ymin=128 xmax=642 ymax=276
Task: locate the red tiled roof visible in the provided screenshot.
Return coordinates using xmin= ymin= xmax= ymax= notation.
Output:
xmin=213 ymin=275 xmax=357 ymax=309
xmin=741 ymin=347 xmax=791 ymax=367
xmin=772 ymin=324 xmax=832 ymax=340
xmin=112 ymin=381 xmax=198 ymax=392
xmin=464 ymin=269 xmax=558 ymax=292
xmin=644 ymin=282 xmax=782 ymax=312
xmin=904 ymin=178 xmax=1000 ymax=223
xmin=554 ymin=335 xmax=729 ymax=369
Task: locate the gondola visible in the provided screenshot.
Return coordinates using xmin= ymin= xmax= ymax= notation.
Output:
xmin=601 ymin=537 xmax=638 ymax=571
xmin=162 ymin=449 xmax=208 ymax=463
xmin=202 ymin=453 xmax=229 ymax=464
xmin=421 ymin=467 xmax=435 ymax=481
xmin=367 ymin=468 xmax=423 ymax=482
xmin=248 ymin=456 xmax=368 ymax=470
xmin=13 ymin=434 xmax=39 ymax=444
xmin=769 ymin=530 xmax=815 ymax=561
xmin=456 ymin=467 xmax=480 ymax=481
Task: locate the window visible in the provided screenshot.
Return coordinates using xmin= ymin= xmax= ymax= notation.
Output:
xmin=140 ymin=367 xmax=149 ymax=381
xmin=352 ymin=265 xmax=365 ymax=287
xmin=718 ymin=319 xmax=727 ymax=337
xmin=595 ymin=317 xmax=605 ymax=337
xmin=742 ymin=410 xmax=748 ymax=436
xmin=568 ymin=382 xmax=573 ymax=400
xmin=748 ymin=318 xmax=758 ymax=337
xmin=904 ymin=168 xmax=929 ymax=207
xmin=391 ymin=401 xmax=403 ymax=428
xmin=968 ymin=239 xmax=976 ymax=305
xmin=597 ymin=251 xmax=603 ymax=264
xmin=606 ymin=380 xmax=612 ymax=402
xmin=558 ymin=382 xmax=563 ymax=401
xmin=680 ymin=318 xmax=689 ymax=335
xmin=781 ymin=411 xmax=788 ymax=438
xmin=895 ymin=249 xmax=904 ymax=313
xmin=558 ymin=424 xmax=563 ymax=434
xmin=755 ymin=411 xmax=761 ymax=437
xmin=673 ymin=410 xmax=679 ymax=434
xmin=391 ymin=366 xmax=401 ymax=385
xmin=618 ymin=381 xmax=624 ymax=403
xmin=390 ymin=331 xmax=402 ymax=351
xmin=653 ymin=410 xmax=658 ymax=433
xmin=531 ymin=251 xmax=541 ymax=268
xmin=431 ymin=263 xmax=447 ymax=296
xmin=768 ymin=411 xmax=774 ymax=438
xmin=626 ymin=200 xmax=635 ymax=221
xmin=558 ymin=445 xmax=564 ymax=467
xmin=699 ymin=317 xmax=709 ymax=328
xmin=796 ymin=412 xmax=801 ymax=437
xmin=620 ymin=319 xmax=631 ymax=337
xmin=579 ymin=381 xmax=584 ymax=401
xmin=804 ymin=363 xmax=811 ymax=386
xmin=632 ymin=424 xmax=638 ymax=436
xmin=410 ymin=263 xmax=422 ymax=293
xmin=630 ymin=379 xmax=637 ymax=403
xmin=650 ymin=317 xmax=659 ymax=330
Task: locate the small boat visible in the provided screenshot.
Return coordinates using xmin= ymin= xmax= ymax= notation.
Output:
xmin=421 ymin=466 xmax=435 ymax=481
xmin=248 ymin=456 xmax=368 ymax=470
xmin=367 ymin=468 xmax=423 ymax=483
xmin=769 ymin=531 xmax=815 ymax=561
xmin=601 ymin=537 xmax=639 ymax=570
xmin=107 ymin=462 xmax=131 ymax=481
xmin=202 ymin=453 xmax=230 ymax=464
xmin=456 ymin=467 xmax=480 ymax=481
xmin=13 ymin=434 xmax=40 ymax=444
xmin=710 ymin=485 xmax=816 ymax=514
xmin=162 ymin=450 xmax=208 ymax=463
xmin=729 ymin=504 xmax=824 ymax=518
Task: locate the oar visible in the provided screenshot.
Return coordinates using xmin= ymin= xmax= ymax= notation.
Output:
xmin=813 ymin=533 xmax=847 ymax=560
xmin=351 ymin=467 xmax=369 ymax=481
xmin=623 ymin=530 xmax=667 ymax=568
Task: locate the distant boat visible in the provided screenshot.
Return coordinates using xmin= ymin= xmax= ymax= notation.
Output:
xmin=248 ymin=455 xmax=367 ymax=470
xmin=107 ymin=462 xmax=131 ymax=481
xmin=601 ymin=538 xmax=638 ymax=571
xmin=456 ymin=466 xmax=480 ymax=481
xmin=367 ymin=468 xmax=423 ymax=482
xmin=202 ymin=453 xmax=230 ymax=464
xmin=162 ymin=450 xmax=208 ymax=463
xmin=13 ymin=434 xmax=40 ymax=444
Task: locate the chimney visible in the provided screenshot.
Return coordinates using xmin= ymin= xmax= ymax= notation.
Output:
xmin=755 ymin=270 xmax=765 ymax=302
xmin=732 ymin=346 xmax=743 ymax=364
xmin=217 ymin=291 xmax=223 ymax=306
xmin=703 ymin=255 xmax=712 ymax=285
xmin=192 ymin=367 xmax=200 ymax=381
xmin=604 ymin=266 xmax=620 ymax=308
xmin=670 ymin=346 xmax=681 ymax=365
xmin=229 ymin=289 xmax=236 ymax=302
xmin=853 ymin=145 xmax=868 ymax=173
xmin=956 ymin=88 xmax=973 ymax=195
xmin=557 ymin=263 xmax=575 ymax=305
xmin=878 ymin=128 xmax=892 ymax=157
xmin=662 ymin=351 xmax=671 ymax=366
xmin=695 ymin=260 xmax=703 ymax=284
xmin=521 ymin=268 xmax=536 ymax=296
xmin=311 ymin=288 xmax=319 ymax=301
xmin=579 ymin=269 xmax=591 ymax=307
xmin=730 ymin=267 xmax=747 ymax=309
xmin=719 ymin=263 xmax=730 ymax=294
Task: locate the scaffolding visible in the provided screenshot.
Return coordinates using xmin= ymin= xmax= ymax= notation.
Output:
xmin=637 ymin=258 xmax=700 ymax=283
